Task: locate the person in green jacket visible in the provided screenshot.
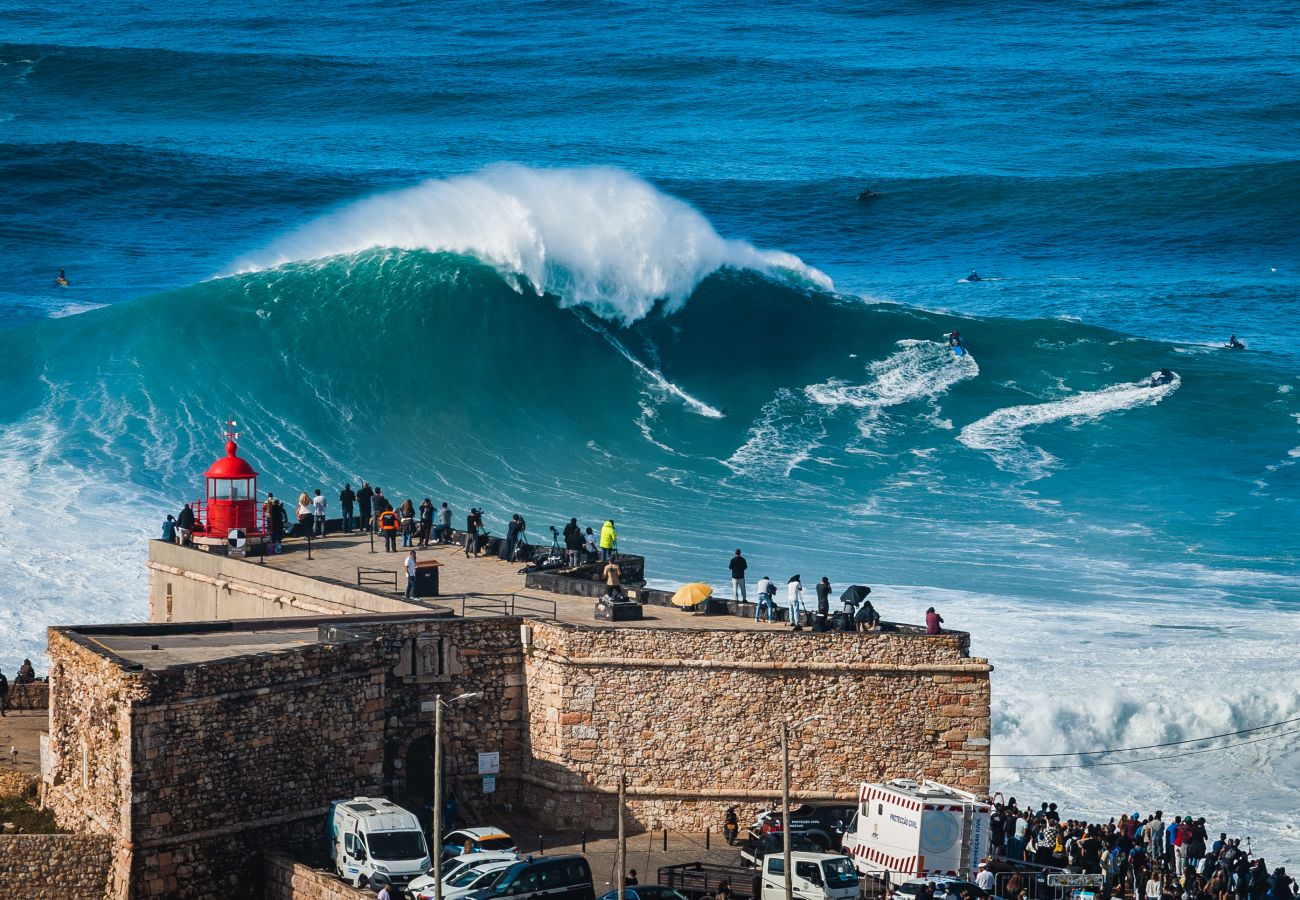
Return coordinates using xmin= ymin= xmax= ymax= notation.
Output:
xmin=599 ymin=519 xmax=617 ymax=561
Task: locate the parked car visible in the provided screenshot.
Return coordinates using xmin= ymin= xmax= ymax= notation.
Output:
xmin=467 ymin=854 xmax=594 ymax=900
xmin=750 ymin=805 xmax=857 ymax=851
xmin=412 ymin=859 xmax=515 ymax=900
xmin=435 ymin=851 xmax=523 ymax=888
xmin=598 ymin=887 xmax=692 ymax=900
xmin=328 ymin=797 xmax=431 ymax=892
xmin=441 ymin=828 xmax=517 ymax=860
xmin=894 ymin=878 xmax=989 ymax=900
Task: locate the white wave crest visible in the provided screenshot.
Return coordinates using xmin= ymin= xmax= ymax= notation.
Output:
xmin=959 ymin=371 xmax=1180 ymax=477
xmin=232 ymin=164 xmax=832 ymax=323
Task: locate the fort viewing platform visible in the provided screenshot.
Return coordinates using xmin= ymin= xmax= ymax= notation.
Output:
xmin=32 ymin=432 xmax=991 ymax=898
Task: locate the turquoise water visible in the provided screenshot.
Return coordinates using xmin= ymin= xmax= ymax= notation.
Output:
xmin=1 ymin=0 xmax=1298 ymax=862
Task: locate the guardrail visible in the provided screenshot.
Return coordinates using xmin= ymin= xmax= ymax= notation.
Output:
xmin=458 ymin=592 xmax=558 ymax=620
xmin=356 ymin=566 xmax=398 ymax=590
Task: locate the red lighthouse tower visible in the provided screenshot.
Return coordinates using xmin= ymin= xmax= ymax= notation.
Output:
xmin=192 ymin=419 xmax=265 ymax=549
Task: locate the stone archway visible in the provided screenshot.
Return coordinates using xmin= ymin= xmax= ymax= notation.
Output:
xmin=404 ymin=735 xmax=436 ymax=821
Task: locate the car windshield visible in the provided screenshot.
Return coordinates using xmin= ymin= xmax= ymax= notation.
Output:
xmin=474 ymin=868 xmax=508 ymax=889
xmin=368 ymin=830 xmax=429 ymax=861
xmin=451 ymin=866 xmax=491 ymax=887
xmin=823 ymin=858 xmax=859 ymax=889
xmin=478 ymin=837 xmax=514 ymax=851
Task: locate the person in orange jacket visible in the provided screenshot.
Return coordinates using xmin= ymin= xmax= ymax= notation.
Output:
xmin=377 ymin=507 xmax=400 ymax=552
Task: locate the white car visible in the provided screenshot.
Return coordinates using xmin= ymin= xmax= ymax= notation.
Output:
xmin=408 ymin=851 xmax=520 ymax=899
xmin=411 ymin=859 xmax=514 ymax=900
xmin=440 ymin=827 xmax=517 ymax=859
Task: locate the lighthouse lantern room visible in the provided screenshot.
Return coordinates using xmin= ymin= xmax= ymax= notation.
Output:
xmin=192 ymin=419 xmax=265 ymax=548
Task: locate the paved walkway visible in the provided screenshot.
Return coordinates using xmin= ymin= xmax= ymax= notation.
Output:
xmin=263 ymin=532 xmax=790 ymax=632
xmin=0 ymin=710 xmax=45 ymax=776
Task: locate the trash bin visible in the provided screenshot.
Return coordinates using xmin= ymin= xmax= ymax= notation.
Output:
xmin=413 ymin=560 xmax=442 ymax=597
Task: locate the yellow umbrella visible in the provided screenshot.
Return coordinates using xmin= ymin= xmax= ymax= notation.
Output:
xmin=671 ymin=582 xmax=713 ymax=608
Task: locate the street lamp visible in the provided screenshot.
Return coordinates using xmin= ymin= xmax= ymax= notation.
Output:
xmin=434 ymin=692 xmax=481 ymax=900
xmin=782 ymin=715 xmax=823 ymax=900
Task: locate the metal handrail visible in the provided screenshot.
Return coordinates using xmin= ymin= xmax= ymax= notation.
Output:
xmin=357 ymin=566 xmax=398 ymax=589
xmin=456 ymin=592 xmax=558 ymax=620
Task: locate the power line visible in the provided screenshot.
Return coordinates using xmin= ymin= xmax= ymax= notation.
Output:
xmin=990 ymin=715 xmax=1300 ymax=758
xmin=990 ymin=725 xmax=1300 ymax=771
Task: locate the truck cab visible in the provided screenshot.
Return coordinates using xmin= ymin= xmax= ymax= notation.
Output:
xmin=329 ymin=796 xmax=432 ymax=891
xmin=760 ymin=852 xmax=860 ymax=900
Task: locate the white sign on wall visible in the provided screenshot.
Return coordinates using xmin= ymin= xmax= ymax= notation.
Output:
xmin=478 ymin=751 xmax=500 ymax=775
xmin=482 ymin=775 xmax=497 ymax=794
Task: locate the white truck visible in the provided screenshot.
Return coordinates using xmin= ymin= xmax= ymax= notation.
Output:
xmin=758 ymin=851 xmax=860 ymax=900
xmin=329 ymin=796 xmax=432 ymax=892
xmin=841 ymin=780 xmax=990 ymax=884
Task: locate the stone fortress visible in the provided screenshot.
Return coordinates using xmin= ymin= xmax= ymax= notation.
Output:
xmin=29 ymin=442 xmax=993 ymax=898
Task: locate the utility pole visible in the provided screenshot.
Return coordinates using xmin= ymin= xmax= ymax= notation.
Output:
xmin=434 ymin=694 xmax=445 ymax=900
xmin=617 ymin=771 xmax=627 ymax=900
xmin=432 ymin=692 xmax=480 ymax=900
xmin=781 ymin=723 xmax=792 ymax=900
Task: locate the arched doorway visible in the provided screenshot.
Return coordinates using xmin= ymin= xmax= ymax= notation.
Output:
xmin=404 ymin=735 xmax=436 ymax=827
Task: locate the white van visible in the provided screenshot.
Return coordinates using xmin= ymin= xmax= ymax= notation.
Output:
xmin=841 ymin=780 xmax=990 ymax=883
xmin=760 ymin=851 xmax=860 ymax=900
xmin=329 ymin=796 xmax=432 ymax=891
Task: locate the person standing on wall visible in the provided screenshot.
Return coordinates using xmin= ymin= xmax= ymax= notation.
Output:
xmin=603 ymin=556 xmax=623 ymax=600
xmin=815 ymin=577 xmax=832 ymax=630
xmin=340 ymin=483 xmax=356 ymax=533
xmin=729 ymin=549 xmax=748 ymax=603
xmin=787 ymin=575 xmax=805 ymax=628
xmin=405 ymin=550 xmax=418 ymax=598
xmin=754 ymin=575 xmax=774 ymax=622
xmin=599 ymin=519 xmax=617 ymax=561
xmin=356 ymin=482 xmax=374 ymax=532
xmin=312 ymin=488 xmax=327 ymax=536
xmin=297 ymin=492 xmax=315 ymax=540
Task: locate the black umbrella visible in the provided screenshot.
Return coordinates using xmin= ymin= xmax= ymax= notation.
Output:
xmin=840 ymin=584 xmax=872 ymax=606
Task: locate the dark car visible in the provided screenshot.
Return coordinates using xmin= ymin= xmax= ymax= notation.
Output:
xmin=469 ymin=855 xmax=594 ymax=900
xmin=748 ymin=805 xmax=857 ymax=852
xmin=740 ymin=832 xmax=822 ymax=868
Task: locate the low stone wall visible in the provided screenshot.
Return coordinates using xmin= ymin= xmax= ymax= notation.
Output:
xmin=0 ymin=833 xmax=113 ymax=898
xmin=525 ymin=556 xmax=647 ymax=598
xmin=5 ymin=681 xmax=48 ymax=710
xmin=263 ymin=851 xmax=372 ymax=900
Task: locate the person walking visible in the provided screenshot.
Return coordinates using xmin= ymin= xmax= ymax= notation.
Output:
xmin=418 ymin=498 xmax=433 ymax=548
xmin=405 ymin=550 xmax=418 ymax=599
xmin=925 ymin=606 xmax=944 ymax=634
xmin=340 ymin=483 xmax=356 ymax=532
xmin=378 ymin=506 xmax=400 ymax=552
xmin=599 ymin=519 xmax=618 ymax=561
xmin=356 ymin=482 xmax=374 ymax=532
xmin=312 ymin=489 xmax=327 ymax=535
xmin=787 ymin=575 xmax=805 ymax=627
xmin=815 ymin=577 xmax=832 ymax=629
xmin=728 ymin=549 xmax=748 ymax=603
xmin=437 ymin=502 xmax=452 ymax=544
xmin=296 ymin=492 xmax=315 ymax=540
xmin=176 ymin=503 xmax=195 ymax=546
xmin=754 ymin=575 xmax=774 ymax=622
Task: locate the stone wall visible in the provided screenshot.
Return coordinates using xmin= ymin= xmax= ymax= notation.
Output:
xmin=0 ymin=833 xmax=113 ymax=899
xmin=46 ymin=614 xmax=525 ymax=899
xmin=519 ymin=620 xmax=991 ymax=831
xmin=263 ymin=851 xmax=373 ymax=900
xmin=5 ymin=680 xmax=48 ymax=710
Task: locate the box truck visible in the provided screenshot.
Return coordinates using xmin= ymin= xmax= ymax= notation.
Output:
xmin=841 ymin=780 xmax=990 ymax=884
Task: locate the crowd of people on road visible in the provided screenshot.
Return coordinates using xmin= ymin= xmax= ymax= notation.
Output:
xmin=725 ymin=548 xmax=946 ymax=634
xmin=987 ymin=798 xmax=1296 ymax=900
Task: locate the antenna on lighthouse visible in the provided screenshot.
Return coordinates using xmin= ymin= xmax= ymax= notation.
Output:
xmin=223 ymin=417 xmax=241 ymax=441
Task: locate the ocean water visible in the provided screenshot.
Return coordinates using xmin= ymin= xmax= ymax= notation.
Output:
xmin=2 ymin=0 xmax=1298 ymax=863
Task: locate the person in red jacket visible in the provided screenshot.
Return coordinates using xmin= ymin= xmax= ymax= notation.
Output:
xmin=926 ymin=606 xmax=944 ymax=634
